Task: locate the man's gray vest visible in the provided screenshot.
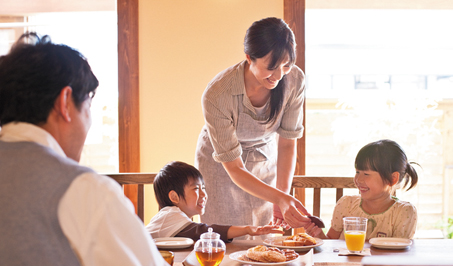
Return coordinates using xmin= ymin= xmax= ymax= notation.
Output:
xmin=0 ymin=140 xmax=93 ymax=266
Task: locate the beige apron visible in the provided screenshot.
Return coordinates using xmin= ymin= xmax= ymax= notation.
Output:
xmin=195 ymin=100 xmax=282 ymax=237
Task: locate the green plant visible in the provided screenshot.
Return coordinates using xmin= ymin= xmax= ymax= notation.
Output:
xmin=446 ymin=218 xmax=453 ymax=239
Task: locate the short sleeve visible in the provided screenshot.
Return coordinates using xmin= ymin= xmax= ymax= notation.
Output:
xmin=201 ymin=63 xmax=245 ymax=163
xmin=202 ymin=93 xmax=242 ymax=162
xmin=392 ymin=202 xmax=417 ymax=239
xmin=330 ymin=196 xmax=350 ymax=233
xmin=276 ymin=66 xmax=305 ymax=139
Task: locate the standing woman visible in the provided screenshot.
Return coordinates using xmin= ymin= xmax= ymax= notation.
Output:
xmin=195 ymin=17 xmax=310 ymax=230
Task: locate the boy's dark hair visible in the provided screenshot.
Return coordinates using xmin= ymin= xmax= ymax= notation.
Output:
xmin=355 ymin=139 xmax=419 ymax=191
xmin=0 ymin=32 xmax=98 ymax=126
xmin=153 ymin=161 xmax=204 ymax=209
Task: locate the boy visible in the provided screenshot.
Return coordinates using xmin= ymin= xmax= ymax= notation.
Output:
xmin=145 ymin=161 xmax=283 ymax=242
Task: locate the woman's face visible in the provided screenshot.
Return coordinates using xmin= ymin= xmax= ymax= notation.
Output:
xmin=246 ymin=52 xmax=292 ymax=90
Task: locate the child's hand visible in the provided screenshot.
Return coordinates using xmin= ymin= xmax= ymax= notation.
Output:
xmin=247 ymin=225 xmax=284 ymax=236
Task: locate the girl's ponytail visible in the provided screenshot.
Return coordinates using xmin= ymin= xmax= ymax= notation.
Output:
xmin=401 ymin=162 xmax=419 ymax=191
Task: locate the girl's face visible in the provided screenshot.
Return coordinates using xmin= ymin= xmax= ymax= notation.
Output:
xmin=177 ymin=177 xmax=207 ymax=218
xmin=246 ymin=52 xmax=292 ymax=90
xmin=354 ymin=169 xmax=392 ymax=201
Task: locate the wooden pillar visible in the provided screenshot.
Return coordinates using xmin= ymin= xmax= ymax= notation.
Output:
xmin=117 ymin=0 xmax=142 ymax=220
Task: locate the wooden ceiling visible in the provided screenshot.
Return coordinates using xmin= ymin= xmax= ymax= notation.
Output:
xmin=0 ymin=0 xmax=115 ymax=15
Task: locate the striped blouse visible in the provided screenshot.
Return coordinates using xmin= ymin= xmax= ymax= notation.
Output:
xmin=201 ymin=60 xmax=305 ymax=163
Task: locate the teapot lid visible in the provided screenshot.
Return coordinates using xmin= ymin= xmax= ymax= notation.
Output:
xmin=200 ymin=227 xmax=220 ymax=240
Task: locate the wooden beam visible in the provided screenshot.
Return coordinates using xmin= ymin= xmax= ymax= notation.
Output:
xmin=117 ymin=0 xmax=141 ymax=220
xmin=284 ymin=0 xmax=306 ymax=213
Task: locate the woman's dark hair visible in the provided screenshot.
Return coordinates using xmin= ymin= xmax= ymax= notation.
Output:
xmin=244 ymin=17 xmax=296 ymax=125
xmin=355 ymin=139 xmax=419 ymax=191
xmin=153 ymin=161 xmax=204 ymax=209
xmin=0 ymin=32 xmax=98 ymax=126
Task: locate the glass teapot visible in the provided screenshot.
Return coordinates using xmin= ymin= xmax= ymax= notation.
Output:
xmin=194 ymin=228 xmax=226 ymax=266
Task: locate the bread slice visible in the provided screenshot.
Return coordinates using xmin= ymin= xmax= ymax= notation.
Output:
xmin=282 ymin=240 xmax=306 ymax=246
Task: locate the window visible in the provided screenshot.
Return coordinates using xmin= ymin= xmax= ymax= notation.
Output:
xmin=0 ymin=11 xmax=119 ymax=173
xmin=305 ymin=7 xmax=453 ymax=237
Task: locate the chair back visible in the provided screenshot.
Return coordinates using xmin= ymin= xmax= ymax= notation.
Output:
xmin=292 ymin=175 xmax=356 ymax=217
xmin=106 ymin=173 xmax=156 ymax=222
xmin=105 ymin=173 xmax=356 ymax=226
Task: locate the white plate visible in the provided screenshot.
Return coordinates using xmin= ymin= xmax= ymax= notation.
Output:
xmin=369 ymin=237 xmax=412 ymax=249
xmin=263 ymin=236 xmax=324 ymax=251
xmin=229 ymin=251 xmax=299 ymax=265
xmin=154 ymin=237 xmax=194 ymax=249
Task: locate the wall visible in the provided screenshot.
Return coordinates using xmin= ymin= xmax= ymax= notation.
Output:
xmin=138 ymin=0 xmax=283 ymax=223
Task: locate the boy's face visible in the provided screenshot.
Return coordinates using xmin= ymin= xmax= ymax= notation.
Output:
xmin=177 ymin=177 xmax=207 ymax=218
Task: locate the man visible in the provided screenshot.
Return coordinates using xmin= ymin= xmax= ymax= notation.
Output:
xmin=0 ymin=33 xmax=166 ymax=265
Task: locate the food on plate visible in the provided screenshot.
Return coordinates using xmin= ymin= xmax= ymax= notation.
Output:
xmin=247 ymin=245 xmax=286 ymax=262
xmin=283 ymin=229 xmax=317 ymax=246
xmin=238 ymin=245 xmax=298 ymax=263
xmin=297 ymin=209 xmax=325 ymax=228
xmin=282 ymin=249 xmax=298 ymax=261
xmin=307 ymin=215 xmax=325 ymax=228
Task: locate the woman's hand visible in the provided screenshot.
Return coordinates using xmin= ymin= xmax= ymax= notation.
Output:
xmin=276 ymin=194 xmax=312 ymax=228
xmin=303 ymin=222 xmax=323 ymax=237
xmin=272 ymin=204 xmax=290 ymax=229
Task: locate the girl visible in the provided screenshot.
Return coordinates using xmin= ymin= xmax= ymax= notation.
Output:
xmin=308 ymin=139 xmax=419 ymax=239
xmin=145 ymin=161 xmax=283 ymax=242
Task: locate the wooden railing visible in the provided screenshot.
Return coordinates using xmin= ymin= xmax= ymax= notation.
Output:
xmin=106 ymin=173 xmax=355 ymax=224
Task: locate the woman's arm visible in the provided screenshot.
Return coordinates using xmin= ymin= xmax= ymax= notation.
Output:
xmin=222 ymin=158 xmax=310 ymax=228
xmin=272 ymin=136 xmax=301 ymax=227
xmin=276 ymin=136 xmax=297 ymax=194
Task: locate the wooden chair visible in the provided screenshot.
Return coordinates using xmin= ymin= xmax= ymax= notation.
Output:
xmin=106 ymin=173 xmax=157 ymax=222
xmin=106 ymin=173 xmax=355 ymax=225
xmin=291 ymin=175 xmax=356 ymax=217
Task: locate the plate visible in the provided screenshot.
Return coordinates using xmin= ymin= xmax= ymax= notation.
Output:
xmin=369 ymin=237 xmax=412 ymax=249
xmin=229 ymin=251 xmax=299 ymax=265
xmin=154 ymin=237 xmax=194 ymax=249
xmin=263 ymin=236 xmax=324 ymax=251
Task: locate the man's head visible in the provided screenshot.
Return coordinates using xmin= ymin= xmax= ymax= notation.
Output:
xmin=0 ymin=32 xmax=99 ymax=161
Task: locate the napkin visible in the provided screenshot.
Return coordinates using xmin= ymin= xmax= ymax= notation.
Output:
xmin=338 ymin=247 xmax=371 ymax=256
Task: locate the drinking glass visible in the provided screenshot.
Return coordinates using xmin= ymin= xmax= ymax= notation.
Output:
xmin=343 ymin=217 xmax=368 ymax=253
xmin=159 ymin=250 xmax=174 ymax=265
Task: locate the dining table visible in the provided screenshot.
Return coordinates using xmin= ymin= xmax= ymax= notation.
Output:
xmin=165 ymin=238 xmax=453 ymax=266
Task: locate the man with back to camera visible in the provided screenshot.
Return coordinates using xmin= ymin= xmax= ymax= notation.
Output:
xmin=0 ymin=32 xmax=167 ymax=265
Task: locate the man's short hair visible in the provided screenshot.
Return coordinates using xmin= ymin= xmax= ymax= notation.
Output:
xmin=0 ymin=32 xmax=99 ymax=126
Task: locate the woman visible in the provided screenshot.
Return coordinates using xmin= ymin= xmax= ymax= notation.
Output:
xmin=195 ymin=17 xmax=311 ymax=231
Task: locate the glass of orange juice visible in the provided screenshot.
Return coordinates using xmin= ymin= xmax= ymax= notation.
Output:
xmin=343 ymin=217 xmax=368 ymax=253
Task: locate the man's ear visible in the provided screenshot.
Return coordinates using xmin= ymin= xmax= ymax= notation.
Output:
xmin=54 ymin=86 xmax=73 ymax=122
xmin=168 ymin=190 xmax=180 ymax=205
xmin=390 ymin=172 xmax=400 ymax=186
